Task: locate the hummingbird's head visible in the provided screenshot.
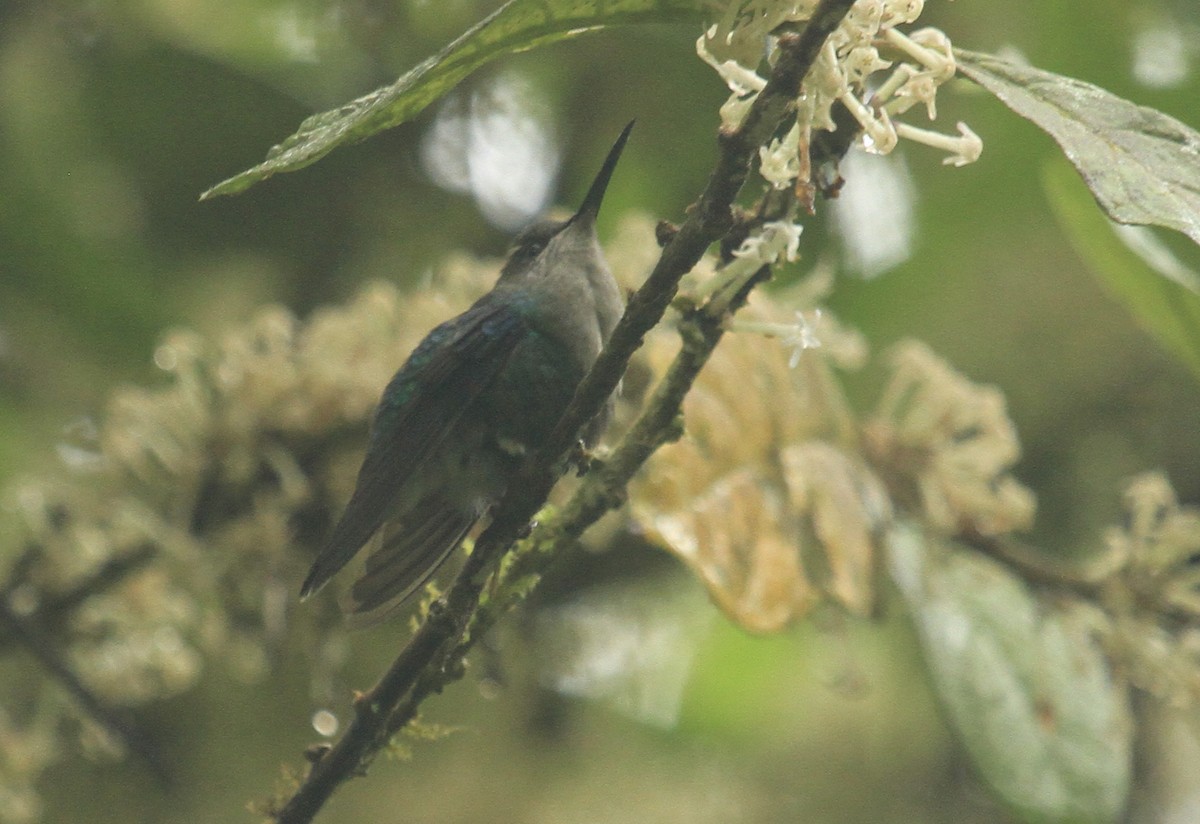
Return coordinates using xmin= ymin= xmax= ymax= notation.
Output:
xmin=498 ymin=121 xmax=634 ymax=284
xmin=498 ymin=218 xmax=570 ymax=281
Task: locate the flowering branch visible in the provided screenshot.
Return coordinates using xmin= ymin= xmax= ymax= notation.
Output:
xmin=267 ymin=2 xmax=859 ymax=822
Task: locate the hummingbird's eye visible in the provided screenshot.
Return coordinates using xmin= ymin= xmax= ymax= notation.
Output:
xmin=502 ymin=219 xmax=564 ymax=277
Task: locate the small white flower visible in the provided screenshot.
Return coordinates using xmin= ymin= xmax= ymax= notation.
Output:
xmin=697 ymin=32 xmax=767 ymax=97
xmin=734 ymin=220 xmax=803 ymax=267
xmin=786 ymin=309 xmax=824 ymax=367
xmin=885 ymin=27 xmax=955 ymax=83
xmin=882 ymin=0 xmax=925 ymax=28
xmin=728 ymin=305 xmax=867 ymax=370
xmin=894 ymin=121 xmax=983 ymax=166
xmin=691 ymin=221 xmax=804 ymax=307
xmin=760 ymin=123 xmax=802 ymax=190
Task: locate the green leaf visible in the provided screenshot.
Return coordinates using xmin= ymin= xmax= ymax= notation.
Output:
xmin=201 ymin=0 xmax=707 ymax=199
xmin=955 ymin=48 xmax=1200 ymax=247
xmin=888 ymin=524 xmax=1132 ymax=824
xmin=1042 ymin=158 xmax=1200 ymax=380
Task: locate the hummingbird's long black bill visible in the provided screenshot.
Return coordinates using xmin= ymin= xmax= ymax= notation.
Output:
xmin=574 ymin=120 xmax=635 ymax=221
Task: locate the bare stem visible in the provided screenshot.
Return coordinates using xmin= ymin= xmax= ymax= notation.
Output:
xmin=0 ymin=597 xmax=170 ymax=784
xmin=0 ymin=544 xmax=157 ymax=651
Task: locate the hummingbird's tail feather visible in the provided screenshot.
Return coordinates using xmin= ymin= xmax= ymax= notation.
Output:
xmin=344 ymin=496 xmax=479 ymax=625
xmin=299 ymin=531 xmax=363 ymax=601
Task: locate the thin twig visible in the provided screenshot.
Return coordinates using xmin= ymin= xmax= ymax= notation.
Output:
xmin=0 ymin=542 xmax=166 ymax=779
xmin=0 ymin=597 xmax=170 ymax=784
xmin=0 ymin=544 xmax=158 ymax=651
xmin=270 ymin=4 xmax=857 ymax=821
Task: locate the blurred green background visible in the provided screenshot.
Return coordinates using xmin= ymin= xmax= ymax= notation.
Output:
xmin=3 ymin=0 xmax=1200 ymax=822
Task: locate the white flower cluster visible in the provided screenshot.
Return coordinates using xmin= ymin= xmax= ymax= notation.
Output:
xmin=690 ymin=219 xmax=804 ymax=311
xmin=698 ymin=0 xmax=980 ymax=189
xmin=731 ymin=218 xmax=803 ymax=269
xmin=1107 ymin=473 xmax=1200 ymax=621
xmin=1101 ymin=473 xmax=1200 ymax=707
xmin=866 ymin=340 xmax=1035 ymax=537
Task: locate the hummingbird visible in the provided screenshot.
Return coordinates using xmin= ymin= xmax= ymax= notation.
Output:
xmin=300 ymin=121 xmax=633 ymax=621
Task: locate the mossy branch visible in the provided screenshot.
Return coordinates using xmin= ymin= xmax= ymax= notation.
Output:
xmin=268 ymin=2 xmax=858 ymax=822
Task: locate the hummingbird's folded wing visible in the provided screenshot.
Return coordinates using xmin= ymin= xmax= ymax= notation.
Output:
xmin=299 ymin=297 xmax=528 ymax=598
xmin=343 ymin=495 xmax=478 ymax=625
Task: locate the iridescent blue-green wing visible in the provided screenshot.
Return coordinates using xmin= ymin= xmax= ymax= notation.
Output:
xmin=299 ymin=298 xmax=526 ymax=598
